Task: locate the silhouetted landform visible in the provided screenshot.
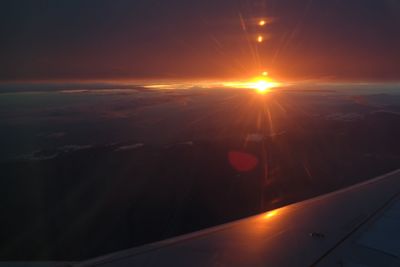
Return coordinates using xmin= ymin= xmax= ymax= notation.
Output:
xmin=0 ymin=87 xmax=399 ymax=260
xmin=1 ymin=123 xmax=399 ymax=260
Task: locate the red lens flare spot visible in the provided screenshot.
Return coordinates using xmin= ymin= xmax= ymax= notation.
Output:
xmin=228 ymin=151 xmax=259 ymax=172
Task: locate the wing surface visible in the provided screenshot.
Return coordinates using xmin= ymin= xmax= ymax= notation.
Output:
xmin=75 ymin=169 xmax=400 ymax=267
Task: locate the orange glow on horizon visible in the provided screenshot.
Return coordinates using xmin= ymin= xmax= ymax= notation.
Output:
xmin=222 ymin=75 xmax=281 ymax=94
xmin=141 ymin=74 xmax=282 ymax=93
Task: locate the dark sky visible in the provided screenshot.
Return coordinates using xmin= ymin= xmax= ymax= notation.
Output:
xmin=1 ymin=0 xmax=400 ymax=82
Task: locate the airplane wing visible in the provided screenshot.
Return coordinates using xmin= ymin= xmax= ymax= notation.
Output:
xmin=73 ymin=168 xmax=400 ymax=267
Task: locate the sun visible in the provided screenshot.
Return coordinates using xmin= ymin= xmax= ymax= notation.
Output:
xmin=248 ymin=72 xmax=281 ymax=93
xmin=251 ymin=80 xmax=276 ymax=94
xmin=222 ymin=72 xmax=281 ymax=93
xmin=245 ymin=75 xmax=280 ymax=94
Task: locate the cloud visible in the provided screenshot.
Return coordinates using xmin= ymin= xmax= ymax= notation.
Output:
xmin=114 ymin=143 xmax=145 ymax=152
xmin=371 ymin=110 xmax=400 ymax=117
xmin=46 ymin=132 xmax=67 ymax=139
xmin=17 ymin=144 xmax=92 ymax=161
xmin=326 ymin=112 xmax=364 ymax=122
xmin=60 ymin=145 xmax=92 ymax=152
xmin=19 ymin=150 xmax=59 ymax=161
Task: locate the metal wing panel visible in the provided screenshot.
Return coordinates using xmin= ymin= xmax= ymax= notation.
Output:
xmin=76 ymin=169 xmax=400 ymax=267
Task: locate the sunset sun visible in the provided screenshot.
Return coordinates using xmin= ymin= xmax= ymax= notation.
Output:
xmin=222 ymin=73 xmax=281 ymax=94
xmin=251 ymin=79 xmax=279 ymax=94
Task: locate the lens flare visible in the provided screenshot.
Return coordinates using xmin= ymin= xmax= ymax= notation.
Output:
xmin=259 ymin=20 xmax=266 ymax=26
xmin=257 ymin=35 xmax=263 ymax=43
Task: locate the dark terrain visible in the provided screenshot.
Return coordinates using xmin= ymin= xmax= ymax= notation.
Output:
xmin=0 ymin=85 xmax=399 ymax=260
